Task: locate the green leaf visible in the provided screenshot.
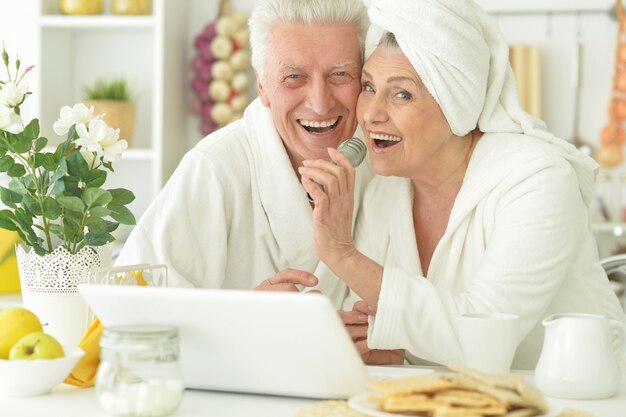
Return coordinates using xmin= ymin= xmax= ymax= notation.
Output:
xmin=22 ymin=118 xmax=40 ymax=142
xmin=85 ymin=169 xmax=107 ymax=188
xmin=49 ymin=178 xmax=65 ymax=196
xmin=89 ymin=206 xmax=110 ymax=218
xmin=8 ymin=131 xmax=32 ymax=154
xmin=0 ymin=155 xmax=13 ymax=172
xmin=104 ymin=220 xmax=119 ymax=233
xmin=43 ymin=197 xmax=62 ymax=220
xmin=108 ymin=204 xmax=136 ymax=225
xmin=109 ymin=188 xmax=135 ymax=205
xmin=49 ymin=224 xmax=64 ymax=239
xmin=51 ymin=158 xmax=67 ymax=182
xmin=86 ymin=232 xmax=115 ymax=247
xmin=57 ymin=196 xmax=85 ymax=212
xmin=33 ymin=153 xmax=45 ymax=168
xmin=62 ymin=176 xmax=81 ymax=197
xmin=35 ymin=137 xmax=48 ymax=152
xmin=22 ymin=194 xmax=42 ymax=216
xmin=8 ymin=178 xmax=28 ymax=195
xmin=32 ymin=243 xmax=46 ymax=256
xmin=42 ymin=153 xmax=57 ymax=171
xmin=0 ymin=186 xmax=22 ymax=208
xmin=82 ymin=188 xmax=112 ymax=208
xmin=86 ymin=218 xmax=108 ymax=234
xmin=13 ymin=208 xmax=37 ymax=244
xmin=66 ymin=150 xmax=89 ymax=179
xmin=0 ymin=210 xmax=18 ymax=231
xmin=7 ymin=163 xmax=25 ymax=177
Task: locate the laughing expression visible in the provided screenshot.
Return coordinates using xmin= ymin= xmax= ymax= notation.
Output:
xmin=256 ymin=23 xmax=362 ymax=170
xmin=357 ymin=46 xmax=458 ymax=180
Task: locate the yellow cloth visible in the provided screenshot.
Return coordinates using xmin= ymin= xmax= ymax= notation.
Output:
xmin=65 ymin=270 xmax=147 ymax=387
xmin=0 ymin=230 xmax=21 ymax=293
xmin=64 ymin=317 xmax=103 ymax=387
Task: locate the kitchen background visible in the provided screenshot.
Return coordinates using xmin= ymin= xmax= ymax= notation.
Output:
xmin=0 ymin=0 xmax=623 ymax=258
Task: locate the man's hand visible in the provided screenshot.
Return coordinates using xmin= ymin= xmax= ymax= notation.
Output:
xmin=356 ymin=342 xmax=405 ymax=365
xmin=254 ymin=269 xmax=318 ymax=292
xmin=339 ymin=300 xmax=370 ymax=341
xmin=340 ymin=300 xmax=405 ymax=365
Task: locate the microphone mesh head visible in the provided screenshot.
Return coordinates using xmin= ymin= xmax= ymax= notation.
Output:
xmin=337 ymin=137 xmax=367 ymax=167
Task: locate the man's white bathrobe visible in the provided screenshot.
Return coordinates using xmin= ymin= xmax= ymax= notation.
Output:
xmin=358 ymin=132 xmax=626 ymax=369
xmin=116 ymin=98 xmax=373 ymax=308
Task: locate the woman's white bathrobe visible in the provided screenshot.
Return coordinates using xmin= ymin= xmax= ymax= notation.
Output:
xmin=116 ymin=98 xmax=373 ymax=308
xmin=358 ymin=132 xmax=626 ymax=369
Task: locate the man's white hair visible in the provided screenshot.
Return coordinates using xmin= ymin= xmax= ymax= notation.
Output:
xmin=249 ymin=0 xmax=369 ymax=82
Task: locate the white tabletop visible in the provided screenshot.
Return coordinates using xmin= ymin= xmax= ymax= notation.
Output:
xmin=2 ymin=369 xmax=625 ymax=417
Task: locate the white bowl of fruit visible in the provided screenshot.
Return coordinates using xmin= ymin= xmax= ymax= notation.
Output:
xmin=0 ymin=307 xmax=85 ymax=396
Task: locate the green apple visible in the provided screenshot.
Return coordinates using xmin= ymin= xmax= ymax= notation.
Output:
xmin=0 ymin=307 xmax=43 ymax=359
xmin=9 ymin=331 xmax=64 ymax=360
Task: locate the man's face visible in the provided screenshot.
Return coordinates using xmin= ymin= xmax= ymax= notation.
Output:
xmin=257 ymin=23 xmax=362 ymax=169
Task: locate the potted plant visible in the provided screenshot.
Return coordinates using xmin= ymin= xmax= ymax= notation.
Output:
xmin=0 ymin=48 xmax=136 ymax=347
xmin=83 ymin=78 xmax=137 ymax=147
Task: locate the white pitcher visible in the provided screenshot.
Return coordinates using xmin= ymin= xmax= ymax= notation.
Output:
xmin=535 ymin=313 xmax=626 ymax=399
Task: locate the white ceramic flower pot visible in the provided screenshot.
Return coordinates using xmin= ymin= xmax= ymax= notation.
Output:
xmin=16 ymin=245 xmax=111 ymax=347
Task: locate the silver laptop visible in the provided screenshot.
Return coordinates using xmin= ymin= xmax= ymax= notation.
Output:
xmin=79 ymin=284 xmax=370 ymax=399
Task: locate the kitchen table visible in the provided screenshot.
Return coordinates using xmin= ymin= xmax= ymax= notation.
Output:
xmin=2 ymin=368 xmax=625 ymax=417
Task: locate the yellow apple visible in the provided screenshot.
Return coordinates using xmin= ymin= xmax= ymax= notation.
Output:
xmin=9 ymin=332 xmax=64 ymax=360
xmin=0 ymin=307 xmax=43 ymax=359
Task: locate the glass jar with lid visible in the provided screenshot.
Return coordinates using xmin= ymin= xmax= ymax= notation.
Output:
xmin=96 ymin=325 xmax=184 ymax=417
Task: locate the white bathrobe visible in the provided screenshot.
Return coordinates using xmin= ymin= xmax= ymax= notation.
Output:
xmin=358 ymin=132 xmax=626 ymax=369
xmin=116 ymin=98 xmax=374 ymax=308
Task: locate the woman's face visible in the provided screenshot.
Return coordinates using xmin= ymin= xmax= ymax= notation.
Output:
xmin=357 ymin=46 xmax=457 ymax=179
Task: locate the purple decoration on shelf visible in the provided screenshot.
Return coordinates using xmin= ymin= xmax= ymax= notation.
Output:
xmin=199 ymin=43 xmax=214 ymax=61
xmin=203 ymin=23 xmax=217 ymax=39
xmin=199 ymin=66 xmax=213 ymax=83
xmin=194 ymin=34 xmax=209 ymax=50
xmin=201 ymin=119 xmax=218 ymax=135
xmin=190 ymin=77 xmax=208 ymax=95
xmin=201 ymin=102 xmax=214 ymax=119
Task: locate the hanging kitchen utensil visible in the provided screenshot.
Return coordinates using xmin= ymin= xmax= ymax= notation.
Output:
xmin=570 ymin=38 xmax=594 ymax=157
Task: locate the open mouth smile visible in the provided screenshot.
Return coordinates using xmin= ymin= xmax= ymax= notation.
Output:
xmin=298 ymin=117 xmax=341 ymax=134
xmin=370 ymin=132 xmax=402 ymax=149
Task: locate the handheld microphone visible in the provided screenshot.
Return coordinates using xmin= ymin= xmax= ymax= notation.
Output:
xmin=337 ymin=137 xmax=367 ymax=168
xmin=306 ymin=137 xmax=367 ymax=203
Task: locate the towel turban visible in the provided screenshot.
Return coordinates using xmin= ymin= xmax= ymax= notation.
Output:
xmin=364 ymin=0 xmax=550 ymax=138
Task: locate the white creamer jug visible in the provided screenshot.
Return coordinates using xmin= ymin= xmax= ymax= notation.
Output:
xmin=535 ymin=313 xmax=626 ymax=399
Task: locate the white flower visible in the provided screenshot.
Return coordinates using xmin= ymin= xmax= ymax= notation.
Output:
xmin=53 ymin=103 xmax=96 ymax=136
xmin=0 ymin=104 xmax=24 ymax=134
xmin=101 ymin=130 xmax=128 ymax=163
xmin=74 ymin=118 xmax=127 ymax=162
xmin=0 ymin=81 xmax=29 ymax=107
xmin=74 ymin=119 xmax=112 ymax=154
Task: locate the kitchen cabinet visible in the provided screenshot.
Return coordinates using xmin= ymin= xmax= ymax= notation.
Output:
xmin=35 ymin=0 xmax=190 ymax=241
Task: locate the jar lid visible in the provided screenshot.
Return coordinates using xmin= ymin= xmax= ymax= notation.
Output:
xmin=100 ymin=324 xmax=179 ymax=361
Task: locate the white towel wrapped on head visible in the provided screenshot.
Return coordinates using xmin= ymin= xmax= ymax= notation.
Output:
xmin=363 ymin=0 xmax=598 ymax=203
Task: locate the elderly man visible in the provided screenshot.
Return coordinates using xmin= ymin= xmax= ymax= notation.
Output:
xmin=115 ymin=0 xmax=372 ymax=307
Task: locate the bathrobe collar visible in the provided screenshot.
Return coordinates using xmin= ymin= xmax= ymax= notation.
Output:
xmin=242 ymin=98 xmax=318 ymax=271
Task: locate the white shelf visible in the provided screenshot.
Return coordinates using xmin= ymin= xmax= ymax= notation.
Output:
xmin=123 ymin=148 xmax=154 ymax=161
xmin=40 ymin=15 xmax=155 ymax=29
xmin=593 ymin=223 xmax=626 ymax=234
xmin=476 ymin=0 xmax=614 ymax=14
xmin=35 ymin=0 xmax=191 ymax=242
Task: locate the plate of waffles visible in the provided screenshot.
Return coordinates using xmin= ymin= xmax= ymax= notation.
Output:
xmin=348 ymin=364 xmax=550 ymax=417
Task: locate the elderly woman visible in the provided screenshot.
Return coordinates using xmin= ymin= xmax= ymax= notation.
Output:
xmin=300 ymin=0 xmax=626 ymax=369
